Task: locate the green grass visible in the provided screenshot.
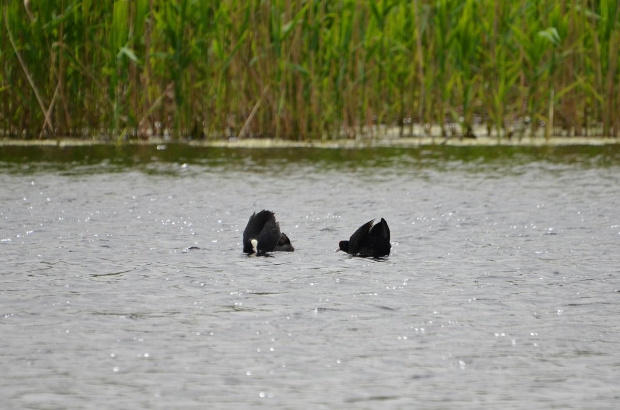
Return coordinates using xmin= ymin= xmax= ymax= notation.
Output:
xmin=1 ymin=0 xmax=619 ymax=140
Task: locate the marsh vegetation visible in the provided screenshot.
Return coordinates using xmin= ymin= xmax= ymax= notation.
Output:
xmin=1 ymin=0 xmax=619 ymax=140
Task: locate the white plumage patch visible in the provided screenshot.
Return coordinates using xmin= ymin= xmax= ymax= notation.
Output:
xmin=251 ymin=239 xmax=258 ymax=254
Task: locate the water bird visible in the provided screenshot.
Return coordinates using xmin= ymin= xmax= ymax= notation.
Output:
xmin=338 ymin=218 xmax=391 ymax=258
xmin=243 ymin=210 xmax=293 ymax=255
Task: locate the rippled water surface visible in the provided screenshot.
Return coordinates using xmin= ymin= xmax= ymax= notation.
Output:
xmin=1 ymin=145 xmax=619 ymax=409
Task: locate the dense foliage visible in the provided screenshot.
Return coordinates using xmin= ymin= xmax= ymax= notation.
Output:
xmin=1 ymin=0 xmax=619 ymax=140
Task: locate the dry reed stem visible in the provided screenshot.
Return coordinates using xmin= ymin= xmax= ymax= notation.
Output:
xmin=3 ymin=7 xmax=53 ymax=136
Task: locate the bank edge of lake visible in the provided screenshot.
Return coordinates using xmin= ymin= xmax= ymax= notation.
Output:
xmin=1 ymin=136 xmax=619 ymax=149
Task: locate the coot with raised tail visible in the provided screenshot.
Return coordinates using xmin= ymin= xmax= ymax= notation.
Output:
xmin=243 ymin=210 xmax=293 ymax=255
xmin=338 ymin=218 xmax=391 ymax=258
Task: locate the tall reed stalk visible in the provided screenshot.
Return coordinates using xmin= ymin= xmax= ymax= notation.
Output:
xmin=1 ymin=0 xmax=618 ymax=140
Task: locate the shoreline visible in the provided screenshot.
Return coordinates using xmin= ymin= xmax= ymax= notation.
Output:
xmin=1 ymin=136 xmax=619 ymax=149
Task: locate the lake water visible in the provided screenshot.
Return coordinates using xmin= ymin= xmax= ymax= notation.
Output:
xmin=1 ymin=144 xmax=619 ymax=409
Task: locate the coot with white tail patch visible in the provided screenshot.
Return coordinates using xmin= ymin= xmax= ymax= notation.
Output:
xmin=243 ymin=210 xmax=293 ymax=255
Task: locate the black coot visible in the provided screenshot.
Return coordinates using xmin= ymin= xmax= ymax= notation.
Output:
xmin=243 ymin=210 xmax=293 ymax=255
xmin=338 ymin=218 xmax=391 ymax=258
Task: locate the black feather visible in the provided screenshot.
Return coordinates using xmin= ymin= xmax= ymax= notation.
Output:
xmin=274 ymin=232 xmax=295 ymax=252
xmin=242 ymin=210 xmax=281 ymax=255
xmin=339 ymin=218 xmax=391 ymax=258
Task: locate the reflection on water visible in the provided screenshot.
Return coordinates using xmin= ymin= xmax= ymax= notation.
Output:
xmin=1 ymin=145 xmax=619 ymax=408
xmin=1 ymin=143 xmax=620 ymax=173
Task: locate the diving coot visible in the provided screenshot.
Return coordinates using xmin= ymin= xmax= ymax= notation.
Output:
xmin=243 ymin=210 xmax=293 ymax=255
xmin=338 ymin=218 xmax=391 ymax=258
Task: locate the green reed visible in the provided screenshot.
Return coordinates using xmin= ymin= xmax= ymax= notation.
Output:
xmin=1 ymin=0 xmax=618 ymax=140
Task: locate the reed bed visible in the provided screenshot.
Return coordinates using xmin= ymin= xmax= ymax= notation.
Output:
xmin=1 ymin=0 xmax=618 ymax=140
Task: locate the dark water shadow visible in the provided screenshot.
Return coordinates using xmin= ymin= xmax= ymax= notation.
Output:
xmin=1 ymin=144 xmax=619 ymax=175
